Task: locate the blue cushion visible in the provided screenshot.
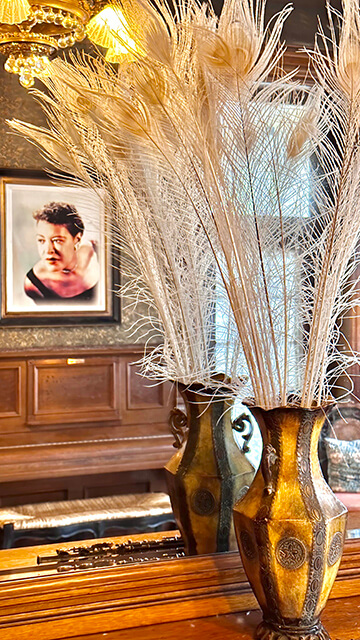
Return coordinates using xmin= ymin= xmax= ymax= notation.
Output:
xmin=324 ymin=437 xmax=360 ymax=493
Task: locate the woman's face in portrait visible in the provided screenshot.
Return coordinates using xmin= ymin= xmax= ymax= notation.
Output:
xmin=36 ymin=221 xmax=81 ymax=272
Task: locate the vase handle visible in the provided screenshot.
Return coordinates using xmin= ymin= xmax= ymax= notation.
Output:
xmin=232 ymin=413 xmax=254 ymax=453
xmin=168 ymin=407 xmax=188 ymax=448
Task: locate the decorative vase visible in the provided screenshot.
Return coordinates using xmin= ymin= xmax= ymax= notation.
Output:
xmin=165 ymin=382 xmax=255 ymax=555
xmin=233 ymin=405 xmax=347 ymax=640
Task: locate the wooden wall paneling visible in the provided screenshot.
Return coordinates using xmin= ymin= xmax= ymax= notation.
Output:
xmin=351 ymin=312 xmax=360 ymax=400
xmin=345 ymin=262 xmax=360 ymax=400
xmin=0 ymin=348 xmax=175 ymax=488
xmin=27 ymin=357 xmax=120 ymax=426
xmin=283 ymin=47 xmax=311 ymax=82
xmin=81 ymin=469 xmax=167 ymax=498
xmin=334 ymin=261 xmax=360 ymax=400
xmin=121 ymin=356 xmax=175 ymax=425
xmin=0 ymin=360 xmax=26 ymax=431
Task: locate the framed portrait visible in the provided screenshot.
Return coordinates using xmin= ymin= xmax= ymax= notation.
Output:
xmin=0 ymin=174 xmax=120 ymax=325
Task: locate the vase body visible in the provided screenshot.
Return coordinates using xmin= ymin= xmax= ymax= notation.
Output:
xmin=165 ymin=383 xmax=254 ymax=555
xmin=233 ymin=406 xmax=347 ymax=640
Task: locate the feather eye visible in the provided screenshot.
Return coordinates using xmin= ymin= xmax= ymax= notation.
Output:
xmin=75 ymin=95 xmax=93 ymax=114
xmin=195 ymin=0 xmax=292 ymax=87
xmin=196 ymin=30 xmax=234 ymax=72
xmin=228 ymin=20 xmax=257 ymax=77
xmin=338 ymin=41 xmax=360 ymax=95
xmin=336 ymin=0 xmax=360 ymax=96
xmin=145 ymin=19 xmax=173 ymax=66
xmin=287 ymin=90 xmax=322 ymax=159
xmin=129 ymin=63 xmax=169 ymax=107
xmin=109 ymin=97 xmax=152 ymax=138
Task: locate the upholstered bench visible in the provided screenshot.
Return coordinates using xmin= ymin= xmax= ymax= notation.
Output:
xmin=0 ymin=492 xmax=175 ymax=549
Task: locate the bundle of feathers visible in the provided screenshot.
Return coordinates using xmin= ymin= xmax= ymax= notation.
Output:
xmin=9 ymin=0 xmax=360 ymax=409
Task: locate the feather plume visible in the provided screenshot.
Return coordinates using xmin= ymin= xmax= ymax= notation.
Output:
xmin=10 ymin=51 xmax=239 ymax=388
xmin=8 ymin=0 xmax=360 ymax=408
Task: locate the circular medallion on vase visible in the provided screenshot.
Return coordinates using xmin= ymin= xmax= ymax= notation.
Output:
xmin=275 ymin=537 xmax=307 ymax=570
xmin=327 ymin=532 xmax=343 ymax=567
xmin=191 ymin=488 xmax=216 ymax=515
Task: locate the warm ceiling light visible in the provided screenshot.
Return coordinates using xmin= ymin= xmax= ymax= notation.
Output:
xmin=0 ymin=1 xmax=142 ymax=88
xmin=104 ymin=46 xmax=127 ymax=62
xmin=0 ymin=1 xmax=95 ymax=88
xmin=86 ymin=5 xmax=137 ymax=58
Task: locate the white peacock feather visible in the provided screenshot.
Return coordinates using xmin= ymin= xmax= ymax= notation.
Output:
xmin=9 ymin=0 xmax=360 ymax=408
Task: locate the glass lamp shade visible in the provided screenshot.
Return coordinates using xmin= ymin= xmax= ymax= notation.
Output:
xmin=104 ymin=45 xmax=138 ymax=63
xmin=0 ymin=0 xmax=31 ymax=25
xmin=86 ymin=5 xmax=137 ymax=55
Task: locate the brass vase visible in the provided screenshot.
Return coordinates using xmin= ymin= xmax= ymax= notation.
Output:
xmin=233 ymin=405 xmax=347 ymax=640
xmin=165 ymin=382 xmax=255 ymax=555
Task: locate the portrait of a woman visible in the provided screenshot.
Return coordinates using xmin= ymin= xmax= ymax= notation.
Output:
xmin=24 ymin=201 xmax=100 ymax=303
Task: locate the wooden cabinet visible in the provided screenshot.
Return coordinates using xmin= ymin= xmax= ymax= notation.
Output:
xmin=0 ymin=347 xmax=175 ymax=491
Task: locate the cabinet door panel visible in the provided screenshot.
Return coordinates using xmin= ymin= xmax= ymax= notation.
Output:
xmin=121 ymin=357 xmax=175 ymax=426
xmin=0 ymin=361 xmax=25 ymax=429
xmin=28 ymin=358 xmax=120 ymax=425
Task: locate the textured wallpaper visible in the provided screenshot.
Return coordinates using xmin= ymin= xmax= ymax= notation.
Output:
xmin=0 ymin=70 xmax=45 ymax=170
xmin=0 ymin=299 xmax=154 ymax=352
xmin=0 ymin=67 xmax=150 ymax=351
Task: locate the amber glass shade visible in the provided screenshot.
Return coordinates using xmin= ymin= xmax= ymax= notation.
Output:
xmin=0 ymin=0 xmax=31 ymax=25
xmin=86 ymin=5 xmax=137 ymax=57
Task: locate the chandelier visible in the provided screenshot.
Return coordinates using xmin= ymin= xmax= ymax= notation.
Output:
xmin=0 ymin=1 xmax=137 ymax=88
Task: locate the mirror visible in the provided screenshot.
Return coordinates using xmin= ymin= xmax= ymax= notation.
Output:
xmin=0 ymin=1 xmax=359 ymax=595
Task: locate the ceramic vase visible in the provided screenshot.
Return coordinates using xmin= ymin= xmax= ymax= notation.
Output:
xmin=165 ymin=382 xmax=255 ymax=555
xmin=233 ymin=405 xmax=347 ymax=640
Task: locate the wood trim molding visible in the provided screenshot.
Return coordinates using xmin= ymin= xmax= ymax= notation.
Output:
xmin=0 ymin=345 xmax=153 ymax=360
xmin=0 ymin=361 xmax=25 ymax=426
xmin=0 ymin=433 xmax=174 ymax=482
xmin=0 ymin=536 xmax=358 ymax=639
